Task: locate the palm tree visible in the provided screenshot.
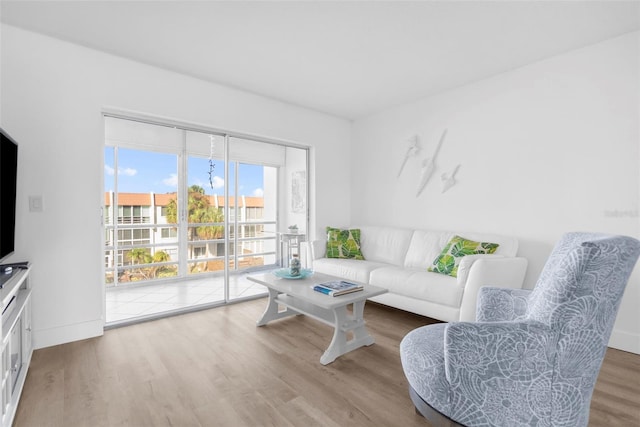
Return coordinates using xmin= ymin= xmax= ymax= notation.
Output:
xmin=165 ymin=185 xmax=225 ymax=268
xmin=153 ymin=250 xmax=170 ymax=263
xmin=128 ymin=248 xmax=153 ymax=280
xmin=164 ymin=192 xmax=179 ymax=224
xmin=150 ymin=250 xmax=172 ymax=278
xmin=194 ymin=206 xmax=224 ymax=271
xmin=129 ymin=247 xmax=152 ymax=264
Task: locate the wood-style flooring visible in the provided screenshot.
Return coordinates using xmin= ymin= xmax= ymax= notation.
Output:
xmin=14 ymin=299 xmax=640 ymax=426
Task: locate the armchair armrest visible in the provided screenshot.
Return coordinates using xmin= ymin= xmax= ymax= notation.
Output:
xmin=444 ymin=320 xmax=555 ymax=389
xmin=457 ymin=256 xmax=528 ymax=322
xmin=476 ymin=287 xmax=532 ymax=322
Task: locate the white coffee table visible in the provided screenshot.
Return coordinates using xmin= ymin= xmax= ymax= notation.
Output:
xmin=247 ymin=271 xmax=387 ymax=365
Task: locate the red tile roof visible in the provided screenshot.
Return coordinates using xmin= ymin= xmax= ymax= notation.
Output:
xmin=104 ymin=192 xmax=263 ymax=207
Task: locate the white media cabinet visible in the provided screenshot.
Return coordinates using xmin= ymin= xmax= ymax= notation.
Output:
xmin=0 ymin=267 xmax=32 ymax=427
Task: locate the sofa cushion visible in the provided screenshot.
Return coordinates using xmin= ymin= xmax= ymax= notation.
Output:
xmin=404 ymin=231 xmax=454 ymax=269
xmin=326 ymin=227 xmax=364 ymax=260
xmin=455 ymin=231 xmax=518 ymax=256
xmin=404 ymin=230 xmax=519 ymax=270
xmin=428 ymin=235 xmax=499 ymax=277
xmin=370 ymin=267 xmax=462 ymax=308
xmin=358 ymin=225 xmax=414 ymax=266
xmin=312 ymin=258 xmax=387 ymax=283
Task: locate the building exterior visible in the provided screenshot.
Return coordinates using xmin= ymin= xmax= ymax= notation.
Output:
xmin=104 ymin=191 xmax=273 ymax=284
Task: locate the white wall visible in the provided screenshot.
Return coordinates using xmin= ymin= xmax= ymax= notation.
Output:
xmin=0 ymin=24 xmax=352 ymax=349
xmin=352 ymin=32 xmax=640 ymax=353
xmin=3 ymin=23 xmax=638 ymax=353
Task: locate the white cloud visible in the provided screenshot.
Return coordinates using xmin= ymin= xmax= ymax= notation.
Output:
xmin=105 ymin=165 xmax=137 ymax=176
xmin=163 ymin=173 xmax=178 ymax=187
xmin=104 ymin=165 xmax=138 ymax=176
xmin=252 ymin=188 xmax=264 ymax=197
xmin=211 ymin=176 xmax=224 ymax=189
xmin=120 ymin=167 xmax=137 ymax=176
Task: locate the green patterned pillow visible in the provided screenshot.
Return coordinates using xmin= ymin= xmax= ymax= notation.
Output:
xmin=326 ymin=227 xmax=365 ymax=260
xmin=428 ymin=235 xmax=499 ymax=277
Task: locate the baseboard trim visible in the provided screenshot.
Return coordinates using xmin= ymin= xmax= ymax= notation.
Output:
xmin=608 ymin=328 xmax=640 ymax=355
xmin=32 ymin=319 xmax=104 ymax=349
xmin=28 ymin=319 xmax=640 ymax=354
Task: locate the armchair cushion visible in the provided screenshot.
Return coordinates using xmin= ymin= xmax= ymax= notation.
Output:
xmin=445 ymin=320 xmax=555 ymax=382
xmin=445 ymin=321 xmax=557 ymax=425
xmin=399 ymin=323 xmax=450 ymax=413
xmin=401 ymin=319 xmax=585 ymax=426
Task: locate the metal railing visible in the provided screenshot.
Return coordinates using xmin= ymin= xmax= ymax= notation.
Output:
xmin=104 ymin=220 xmax=277 ymax=286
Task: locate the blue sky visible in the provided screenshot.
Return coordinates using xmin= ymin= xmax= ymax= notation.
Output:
xmin=104 ymin=148 xmax=264 ymax=196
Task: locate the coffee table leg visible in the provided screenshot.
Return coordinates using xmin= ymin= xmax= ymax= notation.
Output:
xmin=256 ymin=288 xmax=297 ymax=326
xmin=351 ymin=300 xmax=376 ymax=346
xmin=320 ymin=301 xmax=375 ymax=365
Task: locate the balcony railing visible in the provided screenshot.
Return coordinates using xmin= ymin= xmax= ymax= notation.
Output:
xmin=104 ymin=220 xmax=277 ymax=286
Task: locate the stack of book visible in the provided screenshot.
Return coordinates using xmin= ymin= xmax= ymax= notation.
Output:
xmin=312 ymin=280 xmax=363 ymax=297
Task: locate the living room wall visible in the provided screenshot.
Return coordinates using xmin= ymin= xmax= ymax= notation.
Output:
xmin=0 ymin=24 xmax=351 ymax=349
xmin=351 ymin=32 xmax=640 ymax=353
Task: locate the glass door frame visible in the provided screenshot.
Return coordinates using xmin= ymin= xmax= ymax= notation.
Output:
xmin=103 ymin=109 xmax=310 ymax=307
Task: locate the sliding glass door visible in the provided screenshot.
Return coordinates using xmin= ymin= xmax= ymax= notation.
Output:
xmin=104 ymin=115 xmax=307 ymax=322
xmin=104 ymin=125 xmax=183 ymax=285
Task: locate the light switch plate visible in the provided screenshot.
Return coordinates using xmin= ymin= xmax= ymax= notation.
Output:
xmin=28 ymin=196 xmax=43 ymax=212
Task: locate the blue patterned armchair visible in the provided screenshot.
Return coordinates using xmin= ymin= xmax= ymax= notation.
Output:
xmin=400 ymin=232 xmax=640 ymax=426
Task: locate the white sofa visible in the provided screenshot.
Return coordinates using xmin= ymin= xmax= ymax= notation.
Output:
xmin=309 ymin=225 xmax=528 ymax=322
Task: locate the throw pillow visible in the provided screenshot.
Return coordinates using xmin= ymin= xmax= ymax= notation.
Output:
xmin=428 ymin=235 xmax=499 ymax=277
xmin=326 ymin=227 xmax=365 ymax=260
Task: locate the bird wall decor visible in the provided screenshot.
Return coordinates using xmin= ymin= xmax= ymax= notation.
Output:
xmin=398 ymin=135 xmax=420 ymax=178
xmin=440 ymin=164 xmax=461 ymax=193
xmin=416 ymin=129 xmax=447 ymax=197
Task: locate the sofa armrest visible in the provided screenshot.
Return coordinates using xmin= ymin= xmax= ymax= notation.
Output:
xmin=309 ymin=239 xmax=326 ymax=260
xmin=457 ymin=256 xmax=528 ymax=322
xmin=456 ymin=254 xmax=504 ymax=285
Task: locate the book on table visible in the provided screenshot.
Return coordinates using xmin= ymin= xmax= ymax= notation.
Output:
xmin=313 ymin=280 xmax=364 ymax=296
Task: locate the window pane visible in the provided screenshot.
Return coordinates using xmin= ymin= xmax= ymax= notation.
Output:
xmin=104 ymin=146 xmax=179 ymax=284
xmin=186 ymin=131 xmax=226 ymax=277
xmin=225 ymin=162 xmax=277 ymax=278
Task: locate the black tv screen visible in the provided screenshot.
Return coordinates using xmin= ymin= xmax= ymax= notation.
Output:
xmin=0 ymin=128 xmax=18 ymax=264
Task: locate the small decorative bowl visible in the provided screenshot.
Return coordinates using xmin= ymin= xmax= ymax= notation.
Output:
xmin=272 ymin=268 xmax=313 ymax=279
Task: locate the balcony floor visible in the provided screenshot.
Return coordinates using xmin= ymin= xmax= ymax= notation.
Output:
xmin=105 ymin=272 xmax=269 ymax=325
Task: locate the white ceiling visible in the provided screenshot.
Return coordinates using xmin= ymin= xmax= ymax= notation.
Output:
xmin=2 ymin=1 xmax=639 ymax=120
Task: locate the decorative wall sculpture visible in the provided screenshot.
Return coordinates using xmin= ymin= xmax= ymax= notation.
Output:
xmin=397 ymin=135 xmax=420 ymax=177
xmin=416 ymin=129 xmax=447 ymax=197
xmin=441 ymin=164 xmax=461 ymax=193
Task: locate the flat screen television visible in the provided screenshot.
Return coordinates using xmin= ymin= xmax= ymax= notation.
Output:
xmin=0 ymin=128 xmax=18 ymax=265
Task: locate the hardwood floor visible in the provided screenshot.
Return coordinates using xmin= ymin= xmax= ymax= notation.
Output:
xmin=14 ymin=299 xmax=640 ymax=426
